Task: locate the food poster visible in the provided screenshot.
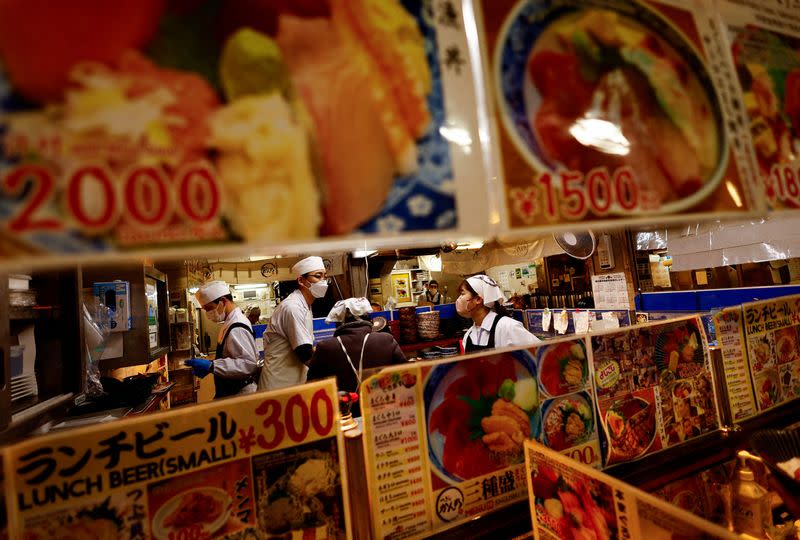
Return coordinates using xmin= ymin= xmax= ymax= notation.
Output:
xmin=476 ymin=0 xmax=759 ymax=234
xmin=2 ymin=380 xmax=351 ymax=539
xmin=713 ymin=307 xmax=757 ymax=422
xmin=525 ymin=441 xmax=739 ymax=540
xmin=0 ymin=1 xmax=489 ymax=266
xmin=590 ymin=316 xmax=719 ymax=466
xmin=741 ymin=295 xmax=800 ymax=412
xmin=391 ymin=272 xmax=413 ymax=304
xmin=717 ymin=0 xmax=800 ymax=211
xmin=534 ymin=338 xmax=601 ymax=468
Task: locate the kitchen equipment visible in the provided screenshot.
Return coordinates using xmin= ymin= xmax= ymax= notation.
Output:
xmin=399 ymin=306 xmax=418 ymax=343
xmin=417 ymin=311 xmax=440 ymax=340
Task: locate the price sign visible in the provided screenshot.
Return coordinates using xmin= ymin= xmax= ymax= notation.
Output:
xmin=2 ymin=380 xmax=350 ymax=539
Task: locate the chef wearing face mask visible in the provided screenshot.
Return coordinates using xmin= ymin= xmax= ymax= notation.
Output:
xmin=457 ymin=274 xmax=540 ymax=353
xmin=259 ymin=256 xmax=329 ymax=391
xmin=186 ymin=281 xmax=260 ymax=398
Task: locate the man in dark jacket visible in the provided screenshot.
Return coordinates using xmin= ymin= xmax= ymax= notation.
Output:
xmin=307 ymin=298 xmax=406 ymax=416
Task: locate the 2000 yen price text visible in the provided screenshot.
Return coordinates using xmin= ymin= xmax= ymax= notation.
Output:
xmin=1 ymin=163 xmax=221 ymax=233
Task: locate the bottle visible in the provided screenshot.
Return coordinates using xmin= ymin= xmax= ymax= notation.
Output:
xmin=732 ymin=450 xmax=771 ymax=538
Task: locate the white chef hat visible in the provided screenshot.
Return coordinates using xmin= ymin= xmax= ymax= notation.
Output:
xmin=292 ymin=256 xmax=325 ymax=277
xmin=326 ymin=297 xmax=373 ymax=323
xmin=195 ymin=280 xmax=230 ymax=306
xmin=466 ymin=274 xmax=505 ymax=307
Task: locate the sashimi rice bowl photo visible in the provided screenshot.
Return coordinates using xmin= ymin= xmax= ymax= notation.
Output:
xmin=425 ymin=354 xmax=540 ymax=483
xmin=494 ymin=2 xmax=727 ymax=214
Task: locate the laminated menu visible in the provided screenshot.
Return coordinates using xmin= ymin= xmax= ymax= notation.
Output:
xmin=525 ymin=440 xmax=738 ymax=540
xmin=0 ymin=0 xmax=488 ymax=266
xmin=360 ymin=341 xmax=598 ymax=538
xmin=716 ymin=0 xmax=800 ymax=211
xmin=713 ymin=307 xmax=758 ymax=421
xmin=741 ymin=295 xmax=800 ymax=412
xmin=589 ymin=316 xmax=719 ymax=465
xmin=1 ymin=380 xmax=350 ymax=539
xmin=475 ymin=0 xmax=759 ymax=233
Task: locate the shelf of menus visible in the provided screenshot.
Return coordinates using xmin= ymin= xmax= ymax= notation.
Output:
xmin=1 ymin=380 xmax=349 ymax=539
xmin=0 ymin=0 xmax=489 ymax=268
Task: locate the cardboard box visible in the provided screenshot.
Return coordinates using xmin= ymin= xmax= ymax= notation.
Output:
xmin=92 ymin=281 xmax=131 ymax=332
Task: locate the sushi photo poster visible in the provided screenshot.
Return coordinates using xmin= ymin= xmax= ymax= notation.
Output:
xmin=716 ymin=0 xmax=800 ymax=212
xmin=525 ymin=440 xmax=738 ymax=540
xmin=473 ymin=0 xmax=762 ymax=234
xmin=0 ymin=0 xmax=490 ymax=266
xmin=1 ymin=379 xmax=351 ymax=540
xmin=359 ymin=339 xmax=599 ymax=538
xmin=740 ymin=294 xmax=800 ymax=413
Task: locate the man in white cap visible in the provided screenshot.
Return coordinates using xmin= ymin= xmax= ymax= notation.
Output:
xmin=259 ymin=256 xmax=329 ymax=391
xmin=456 ymin=274 xmax=540 ymax=353
xmin=187 ymin=281 xmax=260 ymax=398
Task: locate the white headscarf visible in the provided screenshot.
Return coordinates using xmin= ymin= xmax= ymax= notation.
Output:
xmin=292 ymin=256 xmax=325 ymax=277
xmin=326 ymin=297 xmax=373 ymax=323
xmin=466 ymin=275 xmax=505 ymax=307
xmin=195 ymin=281 xmax=230 ymax=306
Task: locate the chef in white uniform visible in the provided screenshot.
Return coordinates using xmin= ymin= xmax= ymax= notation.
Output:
xmin=458 ymin=274 xmax=540 ymax=353
xmin=186 ymin=280 xmax=260 ymax=398
xmin=259 ymin=256 xmax=328 ymax=391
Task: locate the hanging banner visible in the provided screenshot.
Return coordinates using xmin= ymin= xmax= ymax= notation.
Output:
xmin=716 ymin=0 xmax=800 ymax=211
xmin=589 ymin=316 xmax=720 ymax=466
xmin=525 ymin=440 xmax=738 ymax=540
xmin=475 ymin=0 xmax=759 ymax=235
xmin=713 ymin=306 xmax=758 ymax=422
xmin=0 ymin=0 xmax=489 ymax=267
xmin=741 ymin=294 xmax=800 ymax=413
xmin=359 ymin=339 xmax=597 ymax=539
xmin=2 ymin=380 xmax=350 ymax=539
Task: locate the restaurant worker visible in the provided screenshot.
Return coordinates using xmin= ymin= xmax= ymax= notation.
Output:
xmin=308 ymin=298 xmax=405 ymax=416
xmin=186 ymin=281 xmax=260 ymax=398
xmin=458 ymin=274 xmax=540 ymax=353
xmin=260 ymin=256 xmax=327 ymax=391
xmin=420 ymin=279 xmax=442 ymax=305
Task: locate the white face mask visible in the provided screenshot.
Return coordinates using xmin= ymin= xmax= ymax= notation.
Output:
xmin=308 ymin=280 xmax=329 ymax=299
xmin=456 ymin=293 xmax=475 ymax=317
xmin=206 ymin=302 xmax=226 ymax=323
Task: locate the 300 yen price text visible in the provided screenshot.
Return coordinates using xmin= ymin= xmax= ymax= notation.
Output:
xmin=1 ymin=163 xmax=221 ymax=233
xmin=254 ymin=389 xmax=335 ymax=450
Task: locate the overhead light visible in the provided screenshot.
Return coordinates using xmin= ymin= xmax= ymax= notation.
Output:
xmin=455 ymin=241 xmax=484 ymax=250
xmin=233 ymin=283 xmax=268 ymax=290
xmin=188 ymin=287 xmax=199 ymax=294
xmin=352 ymin=249 xmax=377 ymax=258
xmin=568 ymin=117 xmax=630 ymax=155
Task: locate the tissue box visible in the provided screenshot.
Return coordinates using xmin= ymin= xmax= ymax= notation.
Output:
xmin=93 ymin=281 xmax=131 ymax=332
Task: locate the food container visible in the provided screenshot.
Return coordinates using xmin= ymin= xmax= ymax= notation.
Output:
xmin=9 ymin=289 xmax=36 ymax=307
xmin=399 ymin=307 xmax=418 ymax=343
xmin=174 ymin=308 xmax=188 ymax=323
xmin=10 ymin=345 xmax=24 ymax=377
xmin=8 ymin=274 xmax=31 ymax=290
xmin=417 ymin=311 xmax=440 ymax=340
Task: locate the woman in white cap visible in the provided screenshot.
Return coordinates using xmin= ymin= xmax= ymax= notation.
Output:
xmin=187 ymin=281 xmax=260 ymax=398
xmin=308 ymin=298 xmax=405 ymax=416
xmin=457 ymin=274 xmax=540 ymax=353
xmin=260 ymin=255 xmax=329 ymax=391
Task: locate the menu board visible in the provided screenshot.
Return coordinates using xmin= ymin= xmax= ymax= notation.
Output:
xmin=713 ymin=306 xmax=758 ymax=421
xmin=2 ymin=380 xmax=350 ymax=539
xmin=525 ymin=441 xmax=738 ymax=540
xmin=360 ymin=341 xmax=597 ymax=538
xmin=591 ymin=273 xmax=631 ymax=310
xmin=717 ymin=0 xmax=800 ymax=210
xmin=0 ymin=0 xmax=488 ymax=266
xmin=589 ymin=316 xmax=719 ymax=465
xmin=476 ymin=0 xmax=759 ymax=234
xmin=741 ymin=294 xmax=800 ymax=412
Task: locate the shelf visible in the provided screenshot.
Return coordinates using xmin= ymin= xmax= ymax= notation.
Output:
xmin=9 ymin=306 xmax=61 ymax=320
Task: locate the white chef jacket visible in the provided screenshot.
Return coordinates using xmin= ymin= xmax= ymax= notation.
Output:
xmin=215 ymin=308 xmax=261 ymax=394
xmin=260 ymin=289 xmax=313 ymax=391
xmin=462 ymin=311 xmax=541 ymax=350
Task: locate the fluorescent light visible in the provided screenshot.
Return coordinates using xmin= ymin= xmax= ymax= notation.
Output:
xmin=233 ymin=283 xmax=268 ymax=290
xmin=455 ymin=241 xmax=484 ymax=250
xmin=352 ymin=250 xmax=377 ymax=258
xmin=188 ymin=287 xmax=199 ymax=294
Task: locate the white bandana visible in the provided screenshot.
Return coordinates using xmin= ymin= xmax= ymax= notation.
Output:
xmin=195 ymin=280 xmax=230 ymax=306
xmin=466 ymin=275 xmax=505 ymax=307
xmin=326 ymin=297 xmax=373 ymax=323
xmin=292 ymin=256 xmax=325 ymax=277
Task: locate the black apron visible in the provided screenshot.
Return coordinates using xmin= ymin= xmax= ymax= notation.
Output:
xmin=214 ymin=322 xmax=258 ymax=398
xmin=464 ymin=314 xmax=505 ymax=353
